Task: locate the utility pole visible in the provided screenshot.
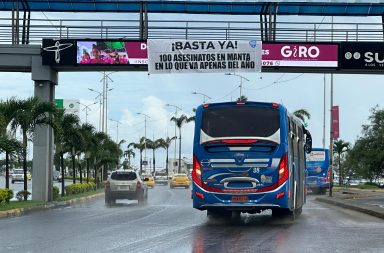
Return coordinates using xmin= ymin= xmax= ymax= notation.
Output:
xmin=329 ymin=16 xmax=334 ymax=197
xmin=323 ymin=74 xmax=326 ymax=149
xmin=88 ymin=88 xmax=103 ymax=131
xmin=100 ymin=72 xmax=114 ymax=134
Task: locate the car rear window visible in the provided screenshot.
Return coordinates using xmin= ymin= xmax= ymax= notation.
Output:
xmin=174 ymin=174 xmax=187 ymax=178
xmin=14 ymin=170 xmax=23 ymax=174
xmin=201 ymin=106 xmax=280 ymax=138
xmin=111 ymin=172 xmax=137 ymax=180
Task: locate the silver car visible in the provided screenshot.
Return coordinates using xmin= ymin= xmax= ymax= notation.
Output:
xmin=105 ymin=170 xmax=148 ymax=205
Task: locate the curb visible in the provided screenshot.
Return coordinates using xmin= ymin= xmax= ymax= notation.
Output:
xmin=316 ymin=196 xmax=384 ymax=219
xmin=0 ymin=192 xmax=104 ymax=219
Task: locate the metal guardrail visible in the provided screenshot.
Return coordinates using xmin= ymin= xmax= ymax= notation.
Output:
xmin=0 ymin=18 xmax=383 ymax=44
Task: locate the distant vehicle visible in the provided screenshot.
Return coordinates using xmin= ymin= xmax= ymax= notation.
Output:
xmin=170 ymin=174 xmax=190 ymax=189
xmin=57 ymin=174 xmax=63 ymax=183
xmin=142 ymin=175 xmax=155 ymax=188
xmin=192 ymin=101 xmax=312 ymax=220
xmin=27 ymin=172 xmax=32 ymax=180
xmin=154 ymin=171 xmax=168 ymax=185
xmin=305 ymin=148 xmax=330 ymax=195
xmin=11 ymin=169 xmax=24 ymax=184
xmin=105 ymin=170 xmax=148 ymax=205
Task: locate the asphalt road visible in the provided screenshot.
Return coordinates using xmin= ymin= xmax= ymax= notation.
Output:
xmin=1 ymin=185 xmax=384 ymax=253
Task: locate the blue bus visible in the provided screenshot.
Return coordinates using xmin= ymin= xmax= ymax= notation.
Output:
xmin=192 ymin=101 xmax=312 ymax=220
xmin=305 ymin=148 xmax=330 ymax=195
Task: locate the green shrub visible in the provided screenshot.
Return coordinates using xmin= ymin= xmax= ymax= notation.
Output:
xmin=64 ymin=182 xmax=96 ymax=196
xmin=16 ymin=190 xmax=31 ymax=201
xmin=52 ymin=186 xmax=59 ymax=200
xmin=0 ymin=188 xmax=14 ymax=204
xmin=364 ymin=182 xmax=379 ymax=187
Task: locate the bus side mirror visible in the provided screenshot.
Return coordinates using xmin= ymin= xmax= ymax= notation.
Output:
xmin=304 ymin=129 xmax=312 ymax=154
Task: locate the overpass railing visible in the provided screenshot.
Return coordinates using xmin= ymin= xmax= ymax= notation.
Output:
xmin=0 ymin=18 xmax=383 ymax=44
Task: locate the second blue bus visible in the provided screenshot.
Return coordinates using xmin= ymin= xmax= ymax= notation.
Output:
xmin=305 ymin=148 xmax=330 ymax=195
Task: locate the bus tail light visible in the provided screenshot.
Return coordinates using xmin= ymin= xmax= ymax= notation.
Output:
xmin=278 ymin=153 xmax=289 ymax=186
xmin=192 ymin=155 xmax=203 ymax=187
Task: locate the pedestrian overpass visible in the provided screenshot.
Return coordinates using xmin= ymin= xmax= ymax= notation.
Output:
xmin=1 ymin=0 xmax=384 ymax=201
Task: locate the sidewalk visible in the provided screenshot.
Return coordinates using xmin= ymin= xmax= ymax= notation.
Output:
xmin=315 ymin=187 xmax=384 ymax=219
xmin=0 ymin=192 xmax=104 ymax=219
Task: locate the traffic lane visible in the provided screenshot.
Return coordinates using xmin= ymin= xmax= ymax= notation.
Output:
xmin=0 ymin=185 xmax=204 ymax=253
xmin=1 ymin=188 xmax=384 ymax=253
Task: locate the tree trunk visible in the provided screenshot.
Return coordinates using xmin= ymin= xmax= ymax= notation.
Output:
xmin=86 ymin=158 xmax=90 ymax=183
xmin=23 ymin=130 xmax=28 ymax=201
xmin=72 ymin=155 xmax=76 ymax=184
xmin=94 ymin=166 xmax=99 ymax=189
xmin=178 ymin=129 xmax=182 ymax=173
xmin=61 ymin=152 xmax=65 ymax=197
xmin=78 ymin=156 xmax=83 ymax=184
xmin=166 ymin=148 xmax=169 ymax=179
xmin=152 ymin=149 xmax=155 ymax=175
xmin=5 ymin=151 xmax=9 ymax=189
xmin=338 ymin=153 xmax=342 ymax=186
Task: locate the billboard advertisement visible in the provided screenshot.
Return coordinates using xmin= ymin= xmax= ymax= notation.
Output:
xmin=148 ymin=39 xmax=262 ymax=74
xmin=262 ymin=43 xmax=338 ymax=67
xmin=42 ymin=39 xmax=147 ymax=66
xmin=54 ymin=99 xmax=79 ymax=116
xmin=77 ymin=41 xmax=147 ymax=65
xmin=332 ymin=105 xmax=340 ymax=139
xmin=340 ymin=42 xmax=384 ymax=69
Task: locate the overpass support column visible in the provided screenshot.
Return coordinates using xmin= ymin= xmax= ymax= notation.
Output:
xmin=31 ymin=56 xmax=58 ymax=201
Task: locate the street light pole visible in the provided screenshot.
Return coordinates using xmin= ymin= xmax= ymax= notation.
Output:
xmin=166 ymin=104 xmax=182 ymax=172
xmin=192 ymin=91 xmax=212 ymax=103
xmin=137 ymin=112 xmax=151 ymax=173
xmin=88 ymin=88 xmax=103 ymax=131
xmin=225 ymin=73 xmax=250 ymax=99
xmin=77 ymin=101 xmax=97 ymax=123
xmin=100 ymin=72 xmax=114 ymax=134
xmin=109 ymin=118 xmax=122 ymax=143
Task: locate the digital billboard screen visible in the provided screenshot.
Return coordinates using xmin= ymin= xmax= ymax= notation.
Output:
xmin=77 ymin=41 xmax=148 ymax=65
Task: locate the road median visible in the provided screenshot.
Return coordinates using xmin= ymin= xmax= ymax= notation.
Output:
xmin=0 ymin=191 xmax=104 ymax=219
xmin=316 ymin=190 xmax=384 ymax=219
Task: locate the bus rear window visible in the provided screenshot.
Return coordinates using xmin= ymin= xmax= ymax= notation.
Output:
xmin=201 ymin=106 xmax=280 ymax=139
xmin=306 ymin=151 xmax=326 ymax=162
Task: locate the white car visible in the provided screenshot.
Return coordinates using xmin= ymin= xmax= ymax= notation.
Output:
xmin=105 ymin=170 xmax=148 ymax=205
xmin=11 ymin=169 xmax=24 ymax=183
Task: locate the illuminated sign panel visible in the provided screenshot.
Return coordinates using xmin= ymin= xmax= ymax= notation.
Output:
xmin=262 ymin=43 xmax=338 ymax=67
xmin=42 ymin=39 xmax=147 ymax=67
xmin=76 ymin=41 xmax=147 ymax=65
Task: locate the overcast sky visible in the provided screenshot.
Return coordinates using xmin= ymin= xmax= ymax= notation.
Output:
xmin=0 ymin=11 xmax=382 ymax=168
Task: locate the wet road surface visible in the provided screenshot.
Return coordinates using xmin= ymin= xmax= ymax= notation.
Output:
xmin=0 ymin=185 xmax=383 ymax=253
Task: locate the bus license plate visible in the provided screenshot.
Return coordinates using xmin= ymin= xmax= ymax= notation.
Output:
xmin=232 ymin=196 xmax=248 ymax=202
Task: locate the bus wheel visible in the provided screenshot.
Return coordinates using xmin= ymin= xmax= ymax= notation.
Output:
xmin=320 ymin=188 xmax=327 ymax=195
xmin=272 ymin=208 xmax=295 ymax=221
xmin=295 ymin=207 xmax=303 ymax=216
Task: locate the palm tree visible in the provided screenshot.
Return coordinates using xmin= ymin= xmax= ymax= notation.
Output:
xmin=146 ymin=138 xmax=164 ymax=175
xmin=236 ymin=95 xmax=248 ymax=102
xmin=293 ymin=109 xmax=311 ymax=123
xmin=10 ymin=97 xmax=56 ymax=200
xmin=0 ymin=99 xmax=22 ymax=189
xmin=79 ymin=123 xmax=96 ymax=183
xmin=170 ymin=114 xmax=194 ymax=173
xmin=53 ymin=109 xmax=81 ymax=196
xmin=333 ymin=139 xmax=350 ymax=186
xmin=157 ymin=136 xmax=177 ymax=178
xmin=128 ymin=137 xmax=146 ymax=174
xmin=123 ymin=148 xmax=135 ymax=169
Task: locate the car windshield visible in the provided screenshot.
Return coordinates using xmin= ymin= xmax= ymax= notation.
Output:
xmin=111 ymin=172 xmax=137 ymax=180
xmin=13 ymin=170 xmax=23 ymax=174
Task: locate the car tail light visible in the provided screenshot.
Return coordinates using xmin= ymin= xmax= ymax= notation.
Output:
xmin=137 ymin=181 xmax=142 ymax=189
xmin=278 ymin=153 xmax=289 ymax=186
xmin=105 ymin=181 xmax=110 ymax=188
xmin=192 ymin=155 xmax=202 ymax=187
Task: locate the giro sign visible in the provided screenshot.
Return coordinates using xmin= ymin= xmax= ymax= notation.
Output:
xmin=262 ymin=43 xmax=338 ymax=67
